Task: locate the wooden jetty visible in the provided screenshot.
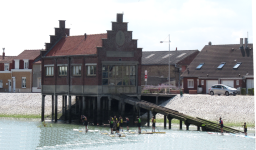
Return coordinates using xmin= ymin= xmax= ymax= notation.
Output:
xmin=110 ymin=94 xmax=242 ymax=133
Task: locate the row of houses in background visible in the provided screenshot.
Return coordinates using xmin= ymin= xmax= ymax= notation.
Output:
xmin=0 ymin=14 xmax=254 ymax=94
xmin=0 ymin=50 xmax=42 ymax=93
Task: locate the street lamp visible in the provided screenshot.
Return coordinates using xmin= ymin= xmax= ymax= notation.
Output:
xmin=160 ymin=34 xmax=171 ymax=93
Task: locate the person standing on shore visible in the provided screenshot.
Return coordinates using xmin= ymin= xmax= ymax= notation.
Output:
xmin=134 ymin=116 xmax=141 ymax=134
xmin=242 ymin=122 xmax=247 ymax=136
xmin=81 ymin=115 xmax=88 ymax=132
xmin=219 ymin=117 xmax=223 ymax=135
xmin=119 ymin=116 xmax=124 ymax=132
xmin=152 ymin=116 xmax=156 ymax=132
xmin=108 ymin=117 xmax=114 ymax=134
xmin=123 ymin=117 xmax=129 ymax=131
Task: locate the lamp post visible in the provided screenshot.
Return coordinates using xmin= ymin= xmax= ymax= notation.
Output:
xmin=160 ymin=34 xmax=171 ymax=92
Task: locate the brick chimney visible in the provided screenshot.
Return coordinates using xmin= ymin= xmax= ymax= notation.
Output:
xmin=117 ymin=13 xmax=123 ymax=23
xmin=176 ymin=47 xmax=177 ymax=51
xmin=2 ymin=48 xmax=5 ymax=60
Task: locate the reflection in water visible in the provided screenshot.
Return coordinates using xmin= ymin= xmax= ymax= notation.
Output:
xmin=0 ymin=118 xmax=255 ymax=150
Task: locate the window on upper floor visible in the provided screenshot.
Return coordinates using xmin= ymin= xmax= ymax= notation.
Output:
xmin=24 ymin=60 xmax=29 ymax=69
xmin=22 ymin=77 xmax=26 ymax=88
xmin=46 ymin=67 xmax=54 ymax=76
xmin=196 ymin=63 xmax=204 ymax=70
xmin=59 ymin=66 xmax=67 ymax=76
xmin=73 ymin=66 xmax=81 ymax=76
xmin=87 ymin=65 xmax=96 ymax=76
xmin=4 ymin=63 xmax=9 ymax=71
xmin=14 ymin=60 xmax=19 ymax=69
xmin=217 ymin=62 xmax=226 ymax=70
xmin=233 ymin=62 xmax=241 ymax=70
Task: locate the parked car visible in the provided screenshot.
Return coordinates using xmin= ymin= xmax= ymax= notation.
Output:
xmin=209 ymin=84 xmax=238 ymax=96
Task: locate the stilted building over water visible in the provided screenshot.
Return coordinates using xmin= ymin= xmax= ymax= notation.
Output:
xmin=41 ymin=13 xmax=142 ymax=124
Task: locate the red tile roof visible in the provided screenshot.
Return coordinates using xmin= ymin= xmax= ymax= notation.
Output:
xmin=15 ymin=50 xmax=41 ymax=60
xmin=0 ymin=55 xmax=16 ymax=63
xmin=46 ymin=34 xmax=107 ymax=56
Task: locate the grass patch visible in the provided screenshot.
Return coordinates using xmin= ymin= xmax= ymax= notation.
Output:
xmin=0 ymin=114 xmax=46 ymax=119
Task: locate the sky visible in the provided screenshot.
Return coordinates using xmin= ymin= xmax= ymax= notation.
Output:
xmin=0 ymin=0 xmax=254 ymax=56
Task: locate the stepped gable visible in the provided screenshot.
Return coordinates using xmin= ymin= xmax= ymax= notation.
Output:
xmin=46 ymin=34 xmax=107 ymax=56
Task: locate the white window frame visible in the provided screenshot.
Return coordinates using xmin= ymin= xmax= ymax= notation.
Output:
xmin=59 ymin=66 xmax=67 ymax=76
xmin=236 ymin=80 xmax=239 ymax=86
xmin=187 ymin=79 xmax=194 ymax=88
xmin=73 ymin=66 xmax=81 ymax=76
xmin=4 ymin=63 xmax=9 ymax=71
xmin=14 ymin=59 xmax=20 ymax=69
xmin=201 ymin=80 xmax=204 ymax=85
xmin=87 ymin=65 xmax=96 ymax=76
xmin=46 ymin=66 xmax=54 ymax=76
xmin=23 ymin=59 xmax=29 ymax=69
xmin=22 ymin=77 xmax=26 ymax=88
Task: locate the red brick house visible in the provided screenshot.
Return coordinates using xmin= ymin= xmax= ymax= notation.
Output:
xmin=181 ymin=38 xmax=253 ymax=94
xmin=41 ymin=14 xmax=142 ymax=124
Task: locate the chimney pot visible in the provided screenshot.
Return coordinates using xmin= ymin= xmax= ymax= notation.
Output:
xmin=208 ymin=41 xmax=212 ymax=45
xmin=84 ymin=33 xmax=87 ymax=39
xmin=244 ymin=38 xmax=248 ymax=48
xmin=240 ymin=38 xmax=243 ymax=47
xmin=176 ymin=47 xmax=177 ymax=51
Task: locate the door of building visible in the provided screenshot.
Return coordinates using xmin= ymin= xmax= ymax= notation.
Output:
xmin=12 ymin=77 xmax=16 ymax=92
xmin=8 ymin=80 xmax=11 ymax=92
xmin=246 ymin=79 xmax=254 ymax=94
xmin=206 ymin=80 xmax=218 ymax=94
xmin=221 ymin=80 xmax=234 ymax=88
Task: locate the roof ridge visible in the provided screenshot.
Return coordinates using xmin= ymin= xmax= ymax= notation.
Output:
xmin=68 ymin=33 xmax=107 ymax=37
xmin=143 ymin=50 xmax=198 ymax=52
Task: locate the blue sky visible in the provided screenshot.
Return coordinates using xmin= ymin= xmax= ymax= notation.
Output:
xmin=0 ymin=0 xmax=254 ymax=56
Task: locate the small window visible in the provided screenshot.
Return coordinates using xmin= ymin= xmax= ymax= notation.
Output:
xmin=46 ymin=67 xmax=54 ymax=76
xmin=0 ymin=80 xmax=3 ymax=88
xmin=187 ymin=79 xmax=194 ymax=88
xmin=24 ymin=62 xmax=29 ymax=69
xmin=4 ymin=63 xmax=9 ymax=71
xmin=73 ymin=66 xmax=81 ymax=76
xmin=233 ymin=62 xmax=241 ymax=69
xmin=201 ymin=80 xmax=204 ymax=85
xmin=196 ymin=63 xmax=204 ymax=70
xmin=59 ymin=66 xmax=67 ymax=76
xmin=236 ymin=80 xmax=239 ymax=85
xmin=145 ymin=54 xmax=155 ymax=59
xmin=217 ymin=62 xmax=226 ymax=69
xmin=87 ymin=65 xmax=96 ymax=76
xmin=22 ymin=77 xmax=26 ymax=88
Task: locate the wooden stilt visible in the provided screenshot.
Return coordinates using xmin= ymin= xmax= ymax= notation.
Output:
xmin=41 ymin=95 xmax=45 ymax=122
xmin=55 ymin=95 xmax=58 ymax=123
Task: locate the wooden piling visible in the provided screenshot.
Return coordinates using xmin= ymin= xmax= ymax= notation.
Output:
xmin=41 ymin=95 xmax=45 ymax=122
xmin=52 ymin=95 xmax=54 ymax=122
xmin=164 ymin=115 xmax=166 ymax=129
xmin=55 ymin=95 xmax=58 ymax=123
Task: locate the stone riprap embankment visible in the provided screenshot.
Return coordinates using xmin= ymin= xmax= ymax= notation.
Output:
xmin=155 ymin=95 xmax=255 ymax=124
xmin=0 ymin=93 xmax=76 ymax=116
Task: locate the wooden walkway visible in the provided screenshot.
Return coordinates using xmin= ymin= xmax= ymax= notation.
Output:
xmin=110 ymin=94 xmax=242 ymax=133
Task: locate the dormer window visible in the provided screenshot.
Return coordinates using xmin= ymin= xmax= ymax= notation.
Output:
xmin=217 ymin=62 xmax=226 ymax=70
xmin=196 ymin=63 xmax=204 ymax=70
xmin=24 ymin=59 xmax=29 ymax=69
xmin=4 ymin=63 xmax=9 ymax=71
xmin=233 ymin=62 xmax=241 ymax=70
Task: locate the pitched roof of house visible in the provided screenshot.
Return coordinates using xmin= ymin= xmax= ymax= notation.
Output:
xmin=142 ymin=50 xmax=199 ymax=65
xmin=0 ymin=55 xmax=16 ymax=63
xmin=46 ymin=34 xmax=107 ymax=56
xmin=181 ymin=44 xmax=253 ymax=78
xmin=15 ymin=50 xmax=41 ymax=60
